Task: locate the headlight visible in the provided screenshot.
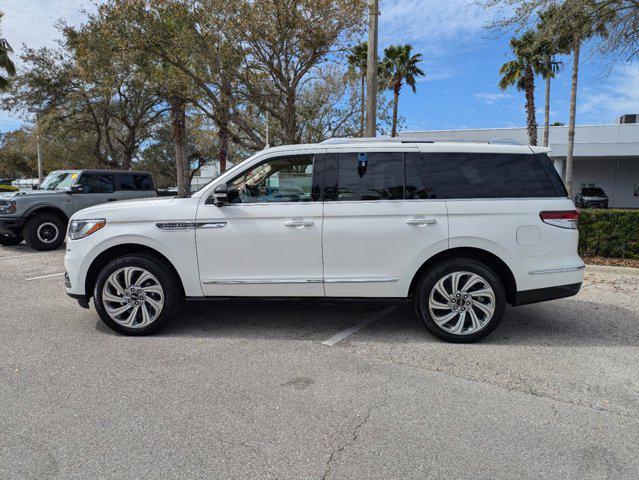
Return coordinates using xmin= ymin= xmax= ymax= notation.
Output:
xmin=68 ymin=219 xmax=106 ymax=240
xmin=0 ymin=201 xmax=16 ymax=214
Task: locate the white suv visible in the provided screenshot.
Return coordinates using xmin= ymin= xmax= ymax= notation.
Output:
xmin=64 ymin=139 xmax=584 ymax=342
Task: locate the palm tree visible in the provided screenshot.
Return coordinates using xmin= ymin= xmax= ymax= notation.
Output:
xmin=498 ymin=31 xmax=545 ymax=146
xmin=381 ymin=44 xmax=425 ymax=137
xmin=536 ymin=0 xmax=613 ymax=196
xmin=0 ymin=12 xmax=16 ymax=91
xmin=538 ymin=47 xmax=563 ymax=148
xmin=536 ymin=11 xmax=570 ymax=148
xmin=347 ymin=42 xmax=368 ymax=137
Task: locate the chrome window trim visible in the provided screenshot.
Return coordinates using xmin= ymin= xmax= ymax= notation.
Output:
xmin=528 ymin=265 xmax=585 ymax=275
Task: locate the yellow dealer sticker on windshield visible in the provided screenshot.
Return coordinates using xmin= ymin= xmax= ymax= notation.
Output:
xmin=71 ymin=173 xmax=78 ymax=179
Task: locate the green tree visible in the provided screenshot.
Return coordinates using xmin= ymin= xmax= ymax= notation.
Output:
xmin=0 ymin=11 xmax=15 ymax=90
xmin=381 ymin=44 xmax=425 ymax=137
xmin=347 ymin=42 xmax=368 ymax=136
xmin=498 ymin=31 xmax=547 ymax=146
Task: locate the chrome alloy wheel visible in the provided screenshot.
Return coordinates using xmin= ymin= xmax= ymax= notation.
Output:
xmin=428 ymin=271 xmax=496 ymax=335
xmin=37 ymin=222 xmax=60 ymax=244
xmin=102 ymin=267 xmax=165 ymax=329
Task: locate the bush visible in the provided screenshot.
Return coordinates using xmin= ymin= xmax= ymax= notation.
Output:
xmin=579 ymin=209 xmax=639 ymax=259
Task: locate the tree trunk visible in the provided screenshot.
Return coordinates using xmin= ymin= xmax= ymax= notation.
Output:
xmin=169 ymin=96 xmax=190 ymax=198
xmin=524 ymin=65 xmax=538 ymax=146
xmin=218 ymin=80 xmax=231 ymax=173
xmin=360 ymin=74 xmax=366 ymax=137
xmin=566 ymin=35 xmax=580 ymax=197
xmin=391 ymin=84 xmax=400 ymax=138
xmin=283 ymin=89 xmax=297 ymax=144
xmin=543 ymin=73 xmax=551 ymax=147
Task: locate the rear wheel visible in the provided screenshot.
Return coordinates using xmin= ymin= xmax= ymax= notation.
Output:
xmin=0 ymin=232 xmax=23 ymax=246
xmin=23 ymin=213 xmax=66 ymax=251
xmin=415 ymin=258 xmax=506 ymax=343
xmin=93 ymin=254 xmax=181 ymax=335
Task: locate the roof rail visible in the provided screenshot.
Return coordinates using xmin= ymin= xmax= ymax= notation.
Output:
xmin=320 ymin=136 xmax=523 ymax=146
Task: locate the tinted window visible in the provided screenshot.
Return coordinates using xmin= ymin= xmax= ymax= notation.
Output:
xmin=424 ymin=152 xmax=558 ymax=198
xmin=405 ymin=153 xmax=438 ymax=199
xmin=79 ymin=174 xmax=114 ymax=194
xmin=582 ymin=187 xmax=605 ymax=196
xmin=120 ymin=173 xmax=153 ymax=190
xmin=229 ymin=154 xmax=314 ymax=203
xmin=336 ymin=152 xmax=403 ymax=201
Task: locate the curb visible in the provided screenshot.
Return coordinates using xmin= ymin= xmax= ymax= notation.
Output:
xmin=585 ymin=264 xmax=639 ymax=275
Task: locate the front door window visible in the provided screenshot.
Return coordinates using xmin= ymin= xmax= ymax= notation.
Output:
xmin=228 ymin=155 xmax=314 ymax=203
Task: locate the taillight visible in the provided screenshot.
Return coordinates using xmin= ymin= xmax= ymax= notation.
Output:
xmin=540 ymin=210 xmax=579 ymax=229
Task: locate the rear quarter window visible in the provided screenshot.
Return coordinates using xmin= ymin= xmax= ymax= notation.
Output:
xmin=119 ymin=174 xmax=153 ymax=191
xmin=424 ymin=152 xmax=560 ymax=199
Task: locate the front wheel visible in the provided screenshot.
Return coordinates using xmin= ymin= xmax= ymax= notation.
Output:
xmin=23 ymin=213 xmax=66 ymax=251
xmin=93 ymin=254 xmax=181 ymax=335
xmin=415 ymin=258 xmax=506 ymax=343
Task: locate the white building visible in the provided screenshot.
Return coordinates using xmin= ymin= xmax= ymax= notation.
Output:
xmin=399 ymin=115 xmax=639 ymax=208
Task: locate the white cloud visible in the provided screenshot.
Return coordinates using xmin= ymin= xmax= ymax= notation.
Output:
xmin=379 ymin=0 xmax=508 ymax=54
xmin=578 ymin=64 xmax=639 ymax=122
xmin=0 ymin=0 xmax=100 ymax=58
xmin=473 ymin=92 xmax=514 ymax=104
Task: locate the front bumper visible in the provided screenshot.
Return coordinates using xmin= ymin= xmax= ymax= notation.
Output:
xmin=0 ymin=216 xmax=25 ymax=235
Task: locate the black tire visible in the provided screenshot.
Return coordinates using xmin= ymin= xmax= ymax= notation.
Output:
xmin=414 ymin=258 xmax=506 ymax=343
xmin=0 ymin=232 xmax=23 ymax=246
xmin=23 ymin=213 xmax=66 ymax=251
xmin=93 ymin=254 xmax=181 ymax=335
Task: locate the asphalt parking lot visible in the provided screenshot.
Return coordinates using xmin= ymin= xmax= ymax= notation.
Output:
xmin=1 ymin=244 xmax=638 ymax=479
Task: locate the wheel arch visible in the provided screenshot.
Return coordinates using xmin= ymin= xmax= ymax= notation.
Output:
xmin=24 ymin=205 xmax=69 ymax=224
xmin=408 ymin=247 xmax=518 ymax=305
xmin=85 ymin=243 xmax=186 ymax=299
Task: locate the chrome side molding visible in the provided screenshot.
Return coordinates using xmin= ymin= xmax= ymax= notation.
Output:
xmin=528 ymin=265 xmax=585 ymax=275
xmin=324 ymin=277 xmax=398 ymax=283
xmin=203 ymin=277 xmax=323 ymax=285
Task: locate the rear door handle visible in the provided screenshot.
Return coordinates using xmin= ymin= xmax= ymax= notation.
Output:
xmin=106 ymin=198 xmax=118 ymax=202
xmin=407 ymin=218 xmax=437 ymax=226
xmin=285 ymin=219 xmax=314 ymax=227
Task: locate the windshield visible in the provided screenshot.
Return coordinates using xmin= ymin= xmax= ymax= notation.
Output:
xmin=39 ymin=171 xmax=79 ymax=191
xmin=582 ymin=188 xmax=605 ymax=196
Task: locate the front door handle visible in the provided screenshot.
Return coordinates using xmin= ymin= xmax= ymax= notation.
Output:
xmin=285 ymin=219 xmax=314 ymax=227
xmin=107 ymin=198 xmax=118 ymax=202
xmin=407 ymin=218 xmax=437 ymax=226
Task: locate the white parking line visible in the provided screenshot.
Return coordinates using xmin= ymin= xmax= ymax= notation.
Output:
xmin=26 ymin=272 xmax=65 ymax=281
xmin=0 ymin=253 xmax=46 ymax=260
xmin=322 ymin=306 xmax=398 ymax=346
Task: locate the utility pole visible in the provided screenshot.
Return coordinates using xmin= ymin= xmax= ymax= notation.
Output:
xmin=35 ymin=112 xmax=44 ymax=185
xmin=365 ymin=0 xmax=378 ymax=138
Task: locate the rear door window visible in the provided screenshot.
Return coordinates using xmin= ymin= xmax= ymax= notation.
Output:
xmin=119 ymin=173 xmax=153 ymax=191
xmin=335 ymin=152 xmax=404 ymax=201
xmin=424 ymin=152 xmax=559 ymax=198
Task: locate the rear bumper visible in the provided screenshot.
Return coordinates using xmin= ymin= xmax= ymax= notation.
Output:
xmin=513 ymin=282 xmax=582 ymax=306
xmin=0 ymin=216 xmax=25 ymax=235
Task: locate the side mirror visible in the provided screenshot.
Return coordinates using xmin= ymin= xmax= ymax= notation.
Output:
xmin=66 ymin=185 xmax=84 ymax=194
xmin=210 ymin=184 xmax=238 ymax=206
xmin=32 ymin=184 xmax=39 ymax=190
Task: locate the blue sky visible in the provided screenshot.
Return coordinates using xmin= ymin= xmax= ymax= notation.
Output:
xmin=1 ymin=0 xmax=638 ymax=133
